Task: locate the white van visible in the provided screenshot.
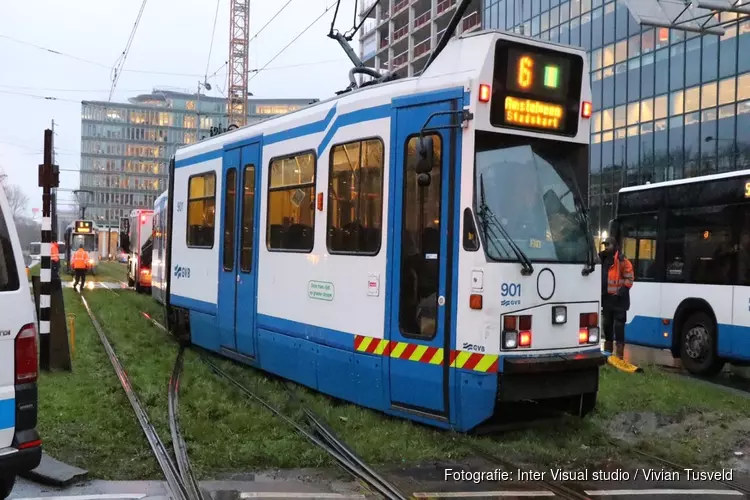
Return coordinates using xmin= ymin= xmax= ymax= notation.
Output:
xmin=0 ymin=188 xmax=42 ymax=498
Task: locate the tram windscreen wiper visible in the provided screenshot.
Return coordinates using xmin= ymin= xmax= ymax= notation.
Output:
xmin=561 ymin=164 xmax=596 ymax=275
xmin=478 ymin=174 xmax=534 ymax=276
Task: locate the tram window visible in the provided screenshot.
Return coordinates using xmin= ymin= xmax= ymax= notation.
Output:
xmin=239 ymin=165 xmax=255 ymax=272
xmin=327 ymin=138 xmax=384 ymax=255
xmin=267 ymin=151 xmax=316 ymax=252
xmin=186 ymin=172 xmax=216 ymax=248
xmin=222 ymin=168 xmax=237 ymax=271
xmin=399 ymin=133 xmax=442 ymax=340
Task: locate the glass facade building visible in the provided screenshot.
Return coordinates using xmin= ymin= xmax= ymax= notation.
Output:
xmin=80 ymin=90 xmax=317 ymax=225
xmin=481 ymin=0 xmax=750 ymax=240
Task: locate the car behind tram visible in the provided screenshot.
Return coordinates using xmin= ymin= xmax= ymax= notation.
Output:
xmin=64 ymin=220 xmax=99 ymax=274
xmin=157 ymin=30 xmax=604 ymax=431
xmin=610 ymin=170 xmax=750 ymax=377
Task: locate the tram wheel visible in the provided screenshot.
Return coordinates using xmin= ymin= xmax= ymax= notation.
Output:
xmin=679 ymin=311 xmax=725 ymax=377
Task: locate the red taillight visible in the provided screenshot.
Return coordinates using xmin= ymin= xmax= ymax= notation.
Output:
xmin=579 ymin=328 xmax=589 ymax=343
xmin=18 ymin=439 xmax=42 ymax=450
xmin=503 ymin=315 xmax=516 ymax=331
xmin=479 ymin=84 xmax=491 ymax=102
xmin=15 ymin=323 xmax=38 ymax=384
xmin=141 ymin=215 xmax=146 ymax=223
xmin=518 ymin=315 xmax=532 ymax=331
xmin=140 ymin=268 xmax=150 ymax=275
xmin=581 ymin=101 xmax=592 ymax=118
xmin=519 ymin=330 xmax=532 ymax=347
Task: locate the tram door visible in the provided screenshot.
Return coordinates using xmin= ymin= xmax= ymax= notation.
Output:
xmin=388 ymin=93 xmax=460 ymax=417
xmin=218 ymin=140 xmax=261 ymax=358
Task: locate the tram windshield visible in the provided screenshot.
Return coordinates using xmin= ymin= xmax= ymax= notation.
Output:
xmin=71 ymin=234 xmax=96 ymax=252
xmin=29 ymin=243 xmax=41 ymax=255
xmin=474 ymin=132 xmax=589 ymax=264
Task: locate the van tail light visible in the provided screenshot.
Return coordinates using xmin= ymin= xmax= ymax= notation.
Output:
xmin=579 ymin=312 xmax=600 ymax=344
xmin=15 ymin=323 xmax=38 ymax=384
xmin=502 ymin=315 xmax=532 ymax=349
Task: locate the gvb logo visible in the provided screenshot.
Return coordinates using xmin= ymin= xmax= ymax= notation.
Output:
xmin=173 ymin=265 xmax=191 ymax=279
xmin=501 ymin=282 xmax=521 ymax=307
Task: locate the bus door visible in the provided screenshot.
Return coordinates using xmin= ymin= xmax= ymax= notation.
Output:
xmin=218 ymin=139 xmax=261 ymax=358
xmin=387 ymin=92 xmax=461 ymax=417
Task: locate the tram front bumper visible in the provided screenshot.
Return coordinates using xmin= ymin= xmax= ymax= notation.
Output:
xmin=497 ymin=351 xmax=606 ymax=401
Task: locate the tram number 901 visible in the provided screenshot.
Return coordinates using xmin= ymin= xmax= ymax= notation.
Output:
xmin=501 ymin=283 xmax=521 ymax=297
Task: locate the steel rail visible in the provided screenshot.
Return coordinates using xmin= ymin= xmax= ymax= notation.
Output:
xmin=197 ymin=355 xmax=407 ymax=500
xmin=169 ymin=347 xmax=204 ymax=500
xmin=79 ymin=295 xmax=189 ymax=500
xmin=467 ymin=443 xmax=593 ymax=500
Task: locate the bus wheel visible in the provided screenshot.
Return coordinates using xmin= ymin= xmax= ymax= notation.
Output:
xmin=680 ymin=312 xmax=725 ymax=376
xmin=0 ymin=474 xmax=15 ymax=499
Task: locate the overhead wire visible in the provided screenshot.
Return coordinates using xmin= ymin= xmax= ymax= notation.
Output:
xmin=204 ymin=0 xmax=222 ymax=83
xmin=249 ymin=0 xmax=296 ymax=43
xmin=109 ymin=0 xmax=150 ymax=101
xmin=0 ymin=34 xmax=110 ymax=68
xmin=248 ymin=2 xmax=337 ymax=83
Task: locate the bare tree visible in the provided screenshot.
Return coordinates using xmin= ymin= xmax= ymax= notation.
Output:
xmin=2 ymin=183 xmax=29 ymax=220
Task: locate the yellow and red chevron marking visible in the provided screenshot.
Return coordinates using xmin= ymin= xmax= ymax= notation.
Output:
xmin=353 ymin=335 xmax=498 ymax=373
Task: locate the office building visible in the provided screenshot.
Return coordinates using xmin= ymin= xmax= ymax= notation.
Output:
xmin=480 ymin=0 xmax=750 ymax=240
xmin=80 ymin=90 xmax=317 ymax=224
xmin=358 ymin=0 xmax=482 ymax=78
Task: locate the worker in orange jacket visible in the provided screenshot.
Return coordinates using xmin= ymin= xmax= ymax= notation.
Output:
xmin=599 ymin=236 xmax=634 ymax=359
xmin=71 ymin=244 xmax=90 ymax=292
xmin=50 ymin=240 xmax=60 ymax=279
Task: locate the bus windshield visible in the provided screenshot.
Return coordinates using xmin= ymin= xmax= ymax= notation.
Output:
xmin=474 ymin=133 xmax=589 ymax=264
xmin=72 ymin=234 xmax=96 ymax=252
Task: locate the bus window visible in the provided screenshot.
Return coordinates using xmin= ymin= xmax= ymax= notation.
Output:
xmin=737 ymin=207 xmax=750 ymax=286
xmin=620 ymin=214 xmax=658 ymax=280
xmin=665 ymin=206 xmax=734 ymax=285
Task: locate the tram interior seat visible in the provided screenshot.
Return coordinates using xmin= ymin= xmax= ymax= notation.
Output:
xmin=268 ymin=223 xmax=313 ymax=250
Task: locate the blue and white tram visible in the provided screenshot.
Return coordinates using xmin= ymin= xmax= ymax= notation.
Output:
xmin=160 ymin=30 xmax=604 ymax=431
xmin=64 ymin=220 xmax=99 ymax=274
xmin=152 ymin=191 xmax=168 ymax=305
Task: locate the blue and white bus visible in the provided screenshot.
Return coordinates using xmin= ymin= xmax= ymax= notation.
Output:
xmin=610 ymin=169 xmax=750 ymax=376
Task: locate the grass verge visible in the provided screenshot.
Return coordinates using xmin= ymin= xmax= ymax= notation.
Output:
xmin=28 ymin=260 xmax=126 ymax=283
xmin=36 ymin=289 xmax=160 ymax=479
xmin=46 ymin=288 xmax=750 ymax=478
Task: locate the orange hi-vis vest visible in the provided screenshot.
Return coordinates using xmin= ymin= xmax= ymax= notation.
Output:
xmin=71 ymin=248 xmax=90 ymax=270
xmin=607 ymin=250 xmax=634 ymax=295
xmin=51 ymin=242 xmax=59 ymax=263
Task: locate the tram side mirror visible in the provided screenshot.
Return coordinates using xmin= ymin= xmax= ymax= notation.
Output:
xmin=415 ymin=136 xmax=434 ymax=174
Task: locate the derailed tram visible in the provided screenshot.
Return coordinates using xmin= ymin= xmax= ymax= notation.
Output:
xmin=156 ymin=30 xmax=605 ymax=431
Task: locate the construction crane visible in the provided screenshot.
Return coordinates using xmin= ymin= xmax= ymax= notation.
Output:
xmin=228 ymin=0 xmax=250 ymax=129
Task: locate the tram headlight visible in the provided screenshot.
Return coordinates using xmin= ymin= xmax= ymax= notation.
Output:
xmin=552 ymin=306 xmax=567 ymax=324
xmin=503 ymin=331 xmax=518 ymax=349
xmin=588 ymin=327 xmax=599 ymax=343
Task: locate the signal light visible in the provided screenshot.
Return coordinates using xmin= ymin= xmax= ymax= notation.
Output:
xmin=579 ymin=329 xmax=589 ymax=343
xmin=141 ymin=215 xmax=146 ymax=223
xmin=469 ymin=294 xmax=483 ymax=309
xmin=581 ymin=101 xmax=592 ymax=118
xmin=479 ymin=84 xmax=491 ymax=102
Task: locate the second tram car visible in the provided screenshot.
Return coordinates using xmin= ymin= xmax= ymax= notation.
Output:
xmin=152 ymin=191 xmax=168 ymax=304
xmin=157 ymin=30 xmax=604 ymax=431
xmin=127 ymin=209 xmax=154 ymax=292
xmin=64 ymin=220 xmax=99 ymax=274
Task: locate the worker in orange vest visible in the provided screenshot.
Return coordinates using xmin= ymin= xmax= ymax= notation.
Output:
xmin=71 ymin=244 xmax=90 ymax=292
xmin=599 ymin=236 xmax=634 ymax=359
xmin=50 ymin=240 xmax=60 ymax=279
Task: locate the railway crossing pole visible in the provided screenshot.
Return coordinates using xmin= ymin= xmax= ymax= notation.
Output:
xmin=38 ymin=128 xmax=71 ymax=372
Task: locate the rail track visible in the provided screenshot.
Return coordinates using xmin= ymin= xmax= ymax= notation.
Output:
xmin=78 ymin=292 xmax=204 ymax=500
xmin=138 ymin=310 xmax=407 ymax=499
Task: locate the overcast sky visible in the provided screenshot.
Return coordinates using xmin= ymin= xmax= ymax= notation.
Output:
xmin=0 ymin=0 xmax=356 ymax=216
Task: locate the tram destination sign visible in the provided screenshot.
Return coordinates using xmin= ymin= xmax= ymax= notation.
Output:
xmin=490 ymin=40 xmax=584 ymax=137
xmin=74 ymin=220 xmax=93 ymax=233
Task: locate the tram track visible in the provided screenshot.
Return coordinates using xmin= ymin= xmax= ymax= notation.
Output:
xmin=78 ymin=292 xmax=203 ymax=500
xmin=138 ymin=310 xmax=408 ymax=500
